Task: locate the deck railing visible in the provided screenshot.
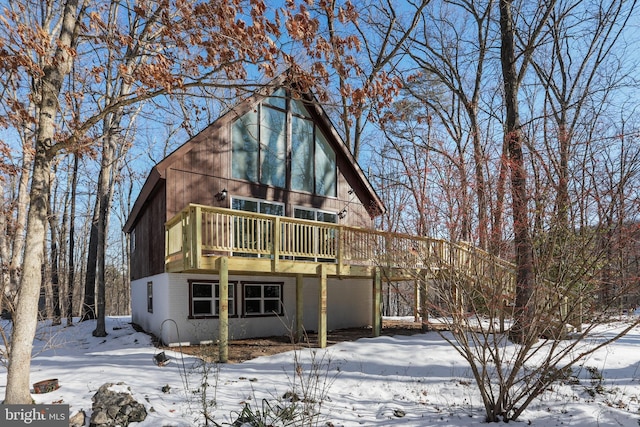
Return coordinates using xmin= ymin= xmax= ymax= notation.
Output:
xmin=166 ymin=204 xmax=514 ymax=280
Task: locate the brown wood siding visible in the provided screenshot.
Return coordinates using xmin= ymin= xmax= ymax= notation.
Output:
xmin=130 ymin=182 xmax=166 ymax=280
xmin=165 ymin=125 xmax=231 ymax=218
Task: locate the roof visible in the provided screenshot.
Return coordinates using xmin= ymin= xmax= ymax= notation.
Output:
xmin=123 ymin=75 xmax=385 ymax=233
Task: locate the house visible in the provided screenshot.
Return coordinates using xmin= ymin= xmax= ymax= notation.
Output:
xmin=123 ymin=77 xmax=389 ymax=354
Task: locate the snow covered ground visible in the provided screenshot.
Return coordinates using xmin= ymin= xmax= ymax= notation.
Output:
xmin=1 ymin=315 xmax=640 ymax=426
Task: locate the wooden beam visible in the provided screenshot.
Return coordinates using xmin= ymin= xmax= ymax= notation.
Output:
xmin=372 ymin=267 xmax=381 ymax=337
xmin=295 ymin=274 xmax=304 ymax=343
xmin=218 ymin=256 xmax=229 ymax=363
xmin=317 ymin=264 xmax=327 ymax=348
xmin=414 ymin=278 xmax=420 ymax=323
xmin=420 ymin=273 xmax=429 ymax=332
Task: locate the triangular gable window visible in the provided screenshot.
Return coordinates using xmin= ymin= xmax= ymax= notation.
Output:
xmin=231 ymin=90 xmax=337 ymax=197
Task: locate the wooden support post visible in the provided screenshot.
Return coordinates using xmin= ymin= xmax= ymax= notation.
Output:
xmin=218 ymin=256 xmax=229 ymax=363
xmin=414 ymin=279 xmax=420 ymax=323
xmin=372 ymin=267 xmax=381 ymax=337
xmin=318 ymin=265 xmax=327 ymax=348
xmin=336 ymin=228 xmax=344 ymax=275
xmin=420 ymin=273 xmax=429 ymax=332
xmin=296 ymin=274 xmax=304 ymax=343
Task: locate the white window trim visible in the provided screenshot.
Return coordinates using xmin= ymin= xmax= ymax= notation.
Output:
xmin=231 ymin=196 xmax=285 ymax=214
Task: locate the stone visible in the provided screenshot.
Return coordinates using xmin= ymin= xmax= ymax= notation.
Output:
xmin=90 ymin=410 xmax=110 ymax=425
xmin=69 ymin=410 xmax=86 ymax=427
xmin=89 ymin=382 xmax=147 ymax=427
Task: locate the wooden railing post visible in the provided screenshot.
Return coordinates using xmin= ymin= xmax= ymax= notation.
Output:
xmin=193 ymin=205 xmax=202 ymax=270
xmin=272 ymin=216 xmax=280 ymax=272
xmin=182 ymin=209 xmax=190 ymax=271
xmin=165 ymin=222 xmax=170 ymax=270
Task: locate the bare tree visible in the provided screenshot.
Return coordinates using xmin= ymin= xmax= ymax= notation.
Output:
xmin=498 ymin=0 xmax=558 ymax=343
xmin=372 ymin=0 xmax=640 ymax=421
xmin=302 ymin=0 xmax=430 ymax=159
xmin=401 ymin=0 xmax=496 ymax=247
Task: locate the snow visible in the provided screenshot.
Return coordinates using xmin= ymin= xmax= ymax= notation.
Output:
xmin=2 ymin=315 xmax=640 ymax=426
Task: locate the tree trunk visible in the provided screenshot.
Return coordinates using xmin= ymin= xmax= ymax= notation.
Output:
xmin=5 ymin=141 xmax=53 ymax=404
xmin=499 ymin=0 xmax=535 ymax=344
xmin=0 ymin=179 xmax=9 ymax=311
xmin=470 ymin=117 xmax=488 ymax=250
xmin=48 ymin=194 xmax=61 ymax=325
xmin=8 ymin=150 xmax=33 ymax=304
xmin=67 ymin=154 xmax=79 ymax=324
xmin=4 ymin=0 xmax=83 ymax=403
xmin=82 ymin=205 xmax=99 ymax=320
xmin=92 ymin=133 xmax=116 ymax=337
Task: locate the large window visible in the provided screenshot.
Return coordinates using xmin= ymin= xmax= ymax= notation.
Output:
xmin=294 ymin=207 xmax=338 ymax=224
xmin=231 ymin=110 xmax=259 ymax=182
xmin=232 ymin=198 xmax=284 ymax=216
xmin=291 ymin=115 xmax=314 ymax=193
xmin=242 ymin=282 xmax=283 ymax=316
xmin=314 ymin=131 xmax=336 ymax=197
xmin=260 ymin=106 xmax=286 ymax=188
xmin=189 ymin=281 xmax=236 ymax=318
xmin=231 ymin=91 xmax=337 ymax=197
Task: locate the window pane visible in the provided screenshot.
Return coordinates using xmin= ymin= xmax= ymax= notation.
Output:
xmin=291 ymin=116 xmax=314 ymax=192
xmin=232 ymin=198 xmax=258 ymax=213
xmin=193 ymin=283 xmax=212 ymax=298
xmin=260 ymin=106 xmax=286 ymax=188
xmin=245 ymin=300 xmax=261 ymax=314
xmin=264 ymin=88 xmax=286 ymax=109
xmin=263 ymin=299 xmax=280 ymax=314
xmin=244 ymin=285 xmax=262 ymax=298
xmin=193 ymin=300 xmax=211 ymax=315
xmin=260 ymin=202 xmax=284 ymax=216
xmin=291 ymin=98 xmax=311 ymax=117
xmin=264 ymin=285 xmax=280 ymax=298
xmin=294 ymin=208 xmax=315 ymax=221
xmin=232 ymin=111 xmax=259 ymax=182
xmin=317 ymin=212 xmax=337 ymax=223
xmin=315 ymin=130 xmax=336 ymax=197
xmin=216 ymin=298 xmax=235 ymax=316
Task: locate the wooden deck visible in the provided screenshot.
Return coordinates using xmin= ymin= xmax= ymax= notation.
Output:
xmin=165 ymin=204 xmax=516 ymax=285
xmin=165 ymin=204 xmax=573 ymax=358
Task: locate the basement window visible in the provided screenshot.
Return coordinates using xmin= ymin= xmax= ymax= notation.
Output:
xmin=242 ymin=282 xmax=283 ymax=316
xmin=147 ymin=281 xmax=153 ymax=313
xmin=189 ymin=281 xmax=236 ymax=318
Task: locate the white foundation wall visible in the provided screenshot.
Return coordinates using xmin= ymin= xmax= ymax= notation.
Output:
xmin=131 ymin=272 xmax=373 ymax=345
xmin=301 ymin=277 xmax=372 ymax=333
